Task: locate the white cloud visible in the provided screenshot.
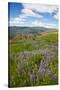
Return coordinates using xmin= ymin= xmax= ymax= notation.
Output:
xmin=9 ymin=17 xmax=25 ymax=26
xmin=32 ymin=21 xmax=38 ymax=25
xmin=21 ymin=8 xmax=43 ymax=18
xmin=22 ymin=8 xmax=35 ymax=16
xmin=32 ymin=20 xmax=43 ymax=26
xmin=9 ymin=3 xmax=58 ymax=28
xmin=9 ymin=9 xmax=43 ymax=26
xmin=22 ymin=4 xmax=58 ymax=13
xmin=53 ymin=13 xmax=58 ymax=20
xmin=43 ymin=23 xmax=57 ymax=29
xmin=31 ymin=20 xmax=57 ymax=28
xmin=14 ymin=17 xmax=23 ymax=21
xmin=9 ymin=17 xmax=58 ymax=29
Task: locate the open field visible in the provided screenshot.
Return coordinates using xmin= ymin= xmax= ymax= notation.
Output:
xmin=8 ymin=29 xmax=58 ymax=87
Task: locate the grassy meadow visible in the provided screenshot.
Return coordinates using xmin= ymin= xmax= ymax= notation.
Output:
xmin=8 ymin=29 xmax=58 ymax=87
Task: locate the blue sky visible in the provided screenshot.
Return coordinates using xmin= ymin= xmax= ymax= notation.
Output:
xmin=8 ymin=2 xmax=58 ymax=28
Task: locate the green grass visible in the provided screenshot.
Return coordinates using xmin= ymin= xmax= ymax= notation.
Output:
xmin=9 ymin=31 xmax=58 ymax=87
xmin=9 ymin=54 xmax=58 ymax=87
xmin=9 ymin=31 xmax=58 ymax=54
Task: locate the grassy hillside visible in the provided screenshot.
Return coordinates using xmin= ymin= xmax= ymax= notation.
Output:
xmin=8 ymin=30 xmax=58 ymax=87
xmin=9 ymin=31 xmax=58 ymax=54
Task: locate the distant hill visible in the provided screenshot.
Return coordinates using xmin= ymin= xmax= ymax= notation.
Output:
xmin=8 ymin=26 xmax=57 ymax=39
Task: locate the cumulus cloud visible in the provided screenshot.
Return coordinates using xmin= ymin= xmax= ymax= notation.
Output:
xmin=9 ymin=17 xmax=58 ymax=28
xmin=9 ymin=17 xmax=25 ymax=26
xmin=9 ymin=3 xmax=58 ymax=28
xmin=31 ymin=20 xmax=43 ymax=26
xmin=22 ymin=3 xmax=58 ymax=13
xmin=21 ymin=8 xmax=43 ymax=18
xmin=22 ymin=8 xmax=36 ymax=16
xmin=43 ymin=23 xmax=57 ymax=29
xmin=31 ymin=19 xmax=58 ymax=28
xmin=53 ymin=13 xmax=58 ymax=20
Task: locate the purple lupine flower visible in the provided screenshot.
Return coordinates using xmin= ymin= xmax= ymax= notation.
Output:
xmin=30 ymin=74 xmax=35 ymax=83
xmin=40 ymin=63 xmax=45 ymax=69
xmin=52 ymin=74 xmax=57 ymax=80
xmin=40 ymin=68 xmax=45 ymax=76
xmin=38 ymin=62 xmax=45 ymax=76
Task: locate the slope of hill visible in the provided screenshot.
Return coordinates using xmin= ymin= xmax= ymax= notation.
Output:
xmin=8 ymin=30 xmax=58 ymax=87
xmin=8 ymin=26 xmax=57 ymax=40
